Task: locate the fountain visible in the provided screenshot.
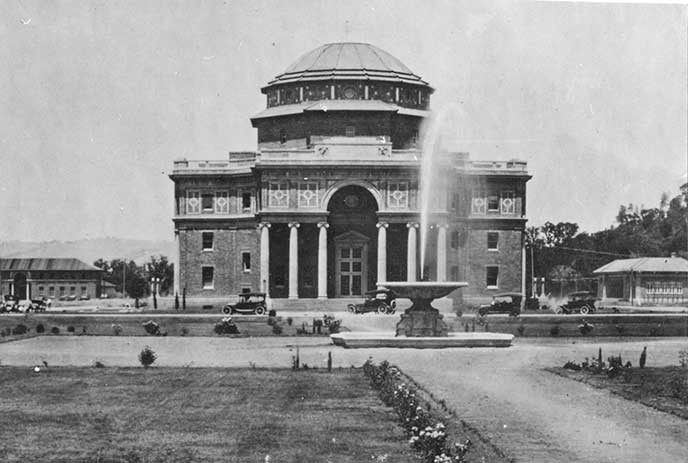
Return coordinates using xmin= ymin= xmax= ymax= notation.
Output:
xmin=330 ymin=107 xmax=514 ymax=348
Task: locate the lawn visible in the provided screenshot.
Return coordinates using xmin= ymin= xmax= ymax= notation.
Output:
xmin=549 ymin=366 xmax=688 ymax=420
xmin=0 ymin=367 xmax=417 ymax=462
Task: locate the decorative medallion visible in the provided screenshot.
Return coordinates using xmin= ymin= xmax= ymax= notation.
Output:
xmin=343 ymin=194 xmax=360 ymax=208
xmin=343 ymin=86 xmax=357 ymax=99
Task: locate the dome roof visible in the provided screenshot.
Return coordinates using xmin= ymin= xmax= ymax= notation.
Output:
xmin=266 ymin=42 xmax=430 ymax=88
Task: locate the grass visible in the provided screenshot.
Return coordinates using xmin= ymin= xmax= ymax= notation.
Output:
xmin=0 ymin=367 xmax=416 ymax=462
xmin=549 ymin=366 xmax=688 ymax=420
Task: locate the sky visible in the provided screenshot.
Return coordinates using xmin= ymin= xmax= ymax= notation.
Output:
xmin=0 ymin=0 xmax=686 ymax=242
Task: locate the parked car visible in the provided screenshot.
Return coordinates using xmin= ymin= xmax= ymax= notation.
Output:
xmin=347 ymin=289 xmax=397 ymax=314
xmin=0 ymin=294 xmax=20 ymax=313
xmin=556 ymin=291 xmax=598 ymax=314
xmin=477 ymin=293 xmax=522 ymax=317
xmin=224 ymin=292 xmax=267 ymax=315
xmin=27 ymin=298 xmax=50 ymax=312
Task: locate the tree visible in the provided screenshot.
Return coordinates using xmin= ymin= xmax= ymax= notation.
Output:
xmin=146 ymin=255 xmax=174 ymax=295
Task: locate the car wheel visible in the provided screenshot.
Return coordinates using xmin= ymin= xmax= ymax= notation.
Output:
xmin=255 ymin=306 xmax=266 ymax=316
xmin=347 ymin=304 xmax=356 ymax=313
xmin=555 ymin=307 xmax=563 ymax=315
xmin=223 ymin=306 xmax=231 ymax=314
xmin=580 ymin=305 xmax=590 ymax=315
xmin=390 ymin=300 xmax=397 ymax=309
xmin=377 ymin=303 xmax=389 ymax=314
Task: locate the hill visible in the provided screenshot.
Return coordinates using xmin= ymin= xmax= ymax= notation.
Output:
xmin=0 ymin=238 xmax=175 ymax=265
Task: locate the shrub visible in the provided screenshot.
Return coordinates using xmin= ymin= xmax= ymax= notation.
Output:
xmin=549 ymin=325 xmax=560 ymax=337
xmin=679 ymin=349 xmax=688 ymax=368
xmin=272 ymin=323 xmax=283 ymax=335
xmin=112 ymin=324 xmax=123 ymax=336
xmin=214 ymin=317 xmax=239 ymax=335
xmin=94 ymin=361 xmax=105 ymax=368
xmin=142 ymin=321 xmax=162 ymax=336
xmin=516 ymin=324 xmax=525 ymax=336
xmin=267 ymin=316 xmax=276 ymax=326
xmin=180 ymin=327 xmax=189 ymax=337
xmin=578 ymin=321 xmax=594 ymax=335
xmin=67 ymin=326 xmax=75 ymax=333
xmin=286 ymin=317 xmax=293 ymax=326
xmin=35 ymin=324 xmax=45 ymax=334
xmin=12 ymin=324 xmax=28 ymax=335
xmin=268 ymin=309 xmax=277 ymax=317
xmin=138 ymin=346 xmax=157 ymax=368
xmin=50 ymin=326 xmax=60 ymax=335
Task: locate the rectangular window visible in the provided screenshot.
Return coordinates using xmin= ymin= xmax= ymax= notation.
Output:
xmin=186 ymin=191 xmax=201 ymax=214
xmin=471 ymin=191 xmax=486 ymax=215
xmin=38 ymin=286 xmax=44 ymax=296
xmin=201 ymin=194 xmax=214 ymax=212
xmin=70 ymin=286 xmax=76 ymax=295
xmin=388 ymin=182 xmax=409 ymax=208
xmin=487 ymin=195 xmax=499 ymax=212
xmin=242 ymin=287 xmax=252 ymax=294
xmin=59 ymin=286 xmax=65 ymax=296
xmin=500 ymin=192 xmax=515 ymax=215
xmin=345 ymin=126 xmax=355 ymax=137
xmin=268 ymin=182 xmax=289 ymax=207
xmin=49 ymin=286 xmax=55 ymax=298
xmin=202 ymin=267 xmax=214 ymax=289
xmin=202 ymin=232 xmax=214 ymax=251
xmin=486 ymin=266 xmax=499 ymax=288
xmin=242 ymin=252 xmax=251 ymax=272
xmin=298 ymin=182 xmax=318 ymax=208
xmin=450 ymin=231 xmax=459 ymax=249
xmin=81 ymin=286 xmax=87 ymax=295
xmin=215 ymin=191 xmax=229 ymax=214
xmin=241 ymin=192 xmax=251 ymax=211
xmin=487 ymin=232 xmax=499 ymax=251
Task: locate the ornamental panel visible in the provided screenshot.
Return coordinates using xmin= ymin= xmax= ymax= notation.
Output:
xmin=298 ymin=183 xmax=319 ymax=208
xmin=268 ymin=182 xmax=289 ymax=208
xmin=387 ymin=182 xmax=409 ymax=208
xmin=215 ymin=191 xmax=229 ymax=214
xmin=471 ymin=191 xmax=486 ymax=215
xmin=500 ymin=192 xmax=515 ymax=215
xmin=186 ymin=191 xmax=200 ymax=215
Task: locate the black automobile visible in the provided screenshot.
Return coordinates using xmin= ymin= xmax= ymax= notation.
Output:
xmin=223 ymin=292 xmax=268 ymax=315
xmin=0 ymin=295 xmax=20 ymax=313
xmin=347 ymin=289 xmax=397 ymax=315
xmin=556 ymin=291 xmax=598 ymax=315
xmin=27 ymin=298 xmax=50 ymax=312
xmin=477 ymin=293 xmax=522 ymax=317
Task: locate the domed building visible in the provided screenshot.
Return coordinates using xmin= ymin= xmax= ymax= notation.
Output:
xmin=170 ymin=43 xmax=531 ymax=304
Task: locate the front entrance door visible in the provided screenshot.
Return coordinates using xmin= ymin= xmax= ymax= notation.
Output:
xmin=334 ymin=231 xmax=369 ymax=297
xmin=339 ymin=246 xmax=363 ymax=296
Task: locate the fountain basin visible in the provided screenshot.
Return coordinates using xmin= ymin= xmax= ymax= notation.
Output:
xmin=377 ymin=281 xmax=468 ymax=301
xmin=330 ymin=332 xmax=514 ymax=348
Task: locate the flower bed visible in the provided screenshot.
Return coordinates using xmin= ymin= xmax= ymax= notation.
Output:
xmin=363 ymin=359 xmax=471 ymax=463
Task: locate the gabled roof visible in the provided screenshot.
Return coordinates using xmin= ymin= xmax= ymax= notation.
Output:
xmin=0 ymin=258 xmax=101 ymax=272
xmin=593 ymin=257 xmax=688 ymax=274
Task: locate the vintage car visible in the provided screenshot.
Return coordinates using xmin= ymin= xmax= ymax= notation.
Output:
xmin=556 ymin=291 xmax=598 ymax=314
xmin=477 ymin=292 xmax=522 ymax=317
xmin=27 ymin=298 xmax=50 ymax=312
xmin=223 ymin=292 xmax=268 ymax=315
xmin=347 ymin=289 xmax=397 ymax=315
xmin=0 ymin=295 xmax=21 ymax=313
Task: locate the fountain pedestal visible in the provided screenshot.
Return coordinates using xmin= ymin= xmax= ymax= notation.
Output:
xmin=396 ymin=306 xmax=448 ymax=337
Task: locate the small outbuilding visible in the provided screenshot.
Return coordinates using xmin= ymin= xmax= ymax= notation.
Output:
xmin=593 ymin=255 xmax=688 ymax=306
xmin=0 ymin=258 xmax=103 ymax=301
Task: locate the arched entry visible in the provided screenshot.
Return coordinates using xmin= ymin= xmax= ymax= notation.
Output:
xmin=13 ymin=273 xmax=27 ymax=300
xmin=327 ymin=185 xmax=379 ymax=297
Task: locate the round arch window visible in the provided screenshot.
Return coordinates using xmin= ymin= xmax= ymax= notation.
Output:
xmin=343 ymin=87 xmax=357 ymax=99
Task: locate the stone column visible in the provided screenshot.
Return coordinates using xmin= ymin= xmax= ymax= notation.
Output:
xmin=288 ymin=222 xmax=300 ymax=299
xmin=258 ymin=222 xmax=271 ymax=295
xmin=406 ymin=223 xmax=418 ymax=282
xmin=317 ymin=222 xmax=329 ymax=299
xmin=173 ymin=230 xmax=181 ymax=297
xmin=436 ymin=224 xmax=448 ymax=282
xmin=376 ymin=222 xmax=388 ymax=284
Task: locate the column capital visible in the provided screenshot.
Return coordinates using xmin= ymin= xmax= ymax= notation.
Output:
xmin=435 ymin=223 xmax=450 ymax=229
xmin=288 ymin=222 xmax=300 ymax=229
xmin=257 ymin=222 xmax=271 ymax=230
xmin=376 ymin=221 xmax=389 ymax=229
xmin=317 ymin=221 xmax=330 ymax=229
xmin=406 ymin=222 xmax=419 ymax=229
